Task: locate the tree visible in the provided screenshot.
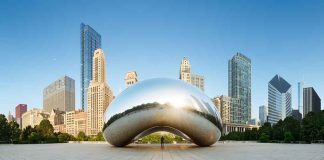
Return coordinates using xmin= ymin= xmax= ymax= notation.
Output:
xmin=272 ymin=120 xmax=284 ymax=141
xmin=0 ymin=114 xmax=10 ymax=143
xmin=20 ymin=125 xmax=35 ymax=142
xmin=8 ymin=121 xmax=21 ymax=143
xmin=37 ymin=119 xmax=54 ymax=136
xmin=259 ymin=133 xmax=270 ymax=143
xmin=258 ymin=122 xmax=272 ymax=140
xmin=77 ymin=131 xmax=88 ymax=141
xmin=95 ymin=132 xmax=105 ymax=141
xmin=28 ymin=132 xmax=41 ymax=143
xmin=57 ymin=133 xmax=72 ymax=143
xmin=283 ymin=117 xmax=301 ymax=141
xmin=37 ymin=119 xmax=55 ymax=143
xmin=302 ymin=112 xmax=317 ymax=142
xmin=284 ymin=132 xmax=294 ymax=143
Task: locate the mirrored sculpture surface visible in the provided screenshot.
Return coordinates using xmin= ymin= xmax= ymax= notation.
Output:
xmin=103 ymin=78 xmax=222 ymax=147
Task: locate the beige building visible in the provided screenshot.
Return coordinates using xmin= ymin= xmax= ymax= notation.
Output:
xmin=125 ymin=71 xmax=138 ymax=87
xmin=179 ymin=57 xmax=204 ymax=91
xmin=180 ymin=57 xmax=191 ymax=83
xmin=87 ymin=49 xmax=114 ymax=136
xmin=54 ymin=124 xmax=66 ymax=133
xmin=48 ymin=109 xmax=65 ymax=126
xmin=7 ymin=111 xmax=14 ymax=123
xmin=65 ymin=111 xmax=76 ymax=135
xmin=222 ymin=123 xmax=259 ymax=135
xmin=191 ymin=74 xmax=205 ymax=91
xmin=43 ymin=76 xmax=75 ymax=112
xmin=75 ymin=111 xmax=87 ymax=136
xmin=65 ymin=110 xmax=87 ymax=136
xmin=213 ymin=95 xmax=241 ymax=124
xmin=21 ymin=108 xmax=49 ymax=129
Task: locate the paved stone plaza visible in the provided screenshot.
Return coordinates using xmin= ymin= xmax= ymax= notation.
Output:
xmin=0 ymin=142 xmax=324 ymax=160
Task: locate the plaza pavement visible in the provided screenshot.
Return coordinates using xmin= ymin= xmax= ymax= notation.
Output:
xmin=0 ymin=142 xmax=324 ymax=160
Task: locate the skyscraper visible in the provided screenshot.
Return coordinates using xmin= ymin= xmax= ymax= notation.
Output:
xmin=80 ymin=23 xmax=102 ymax=111
xmin=179 ymin=57 xmax=204 ymax=91
xmin=87 ymin=49 xmax=114 ymax=136
xmin=125 ymin=71 xmax=138 ymax=88
xmin=303 ymin=87 xmax=321 ymax=116
xmin=268 ymin=75 xmax=292 ymax=124
xmin=179 ymin=57 xmax=191 ymax=83
xmin=43 ymin=76 xmax=75 ymax=112
xmin=298 ymin=82 xmax=304 ymax=117
xmin=259 ymin=105 xmax=268 ymax=125
xmin=228 ymin=53 xmax=251 ymax=124
xmin=15 ymin=104 xmax=27 ymax=128
xmin=7 ymin=111 xmax=14 ymax=123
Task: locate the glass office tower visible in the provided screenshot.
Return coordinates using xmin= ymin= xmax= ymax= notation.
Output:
xmin=80 ymin=23 xmax=101 ymax=111
xmin=228 ymin=53 xmax=251 ymax=124
xmin=268 ymin=75 xmax=292 ymax=124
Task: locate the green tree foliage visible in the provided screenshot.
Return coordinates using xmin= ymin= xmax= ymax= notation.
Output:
xmin=0 ymin=114 xmax=10 ymax=143
xmin=283 ymin=117 xmax=301 ymax=141
xmin=140 ymin=132 xmax=175 ymax=144
xmin=222 ymin=111 xmax=324 ymax=143
xmin=95 ymin=132 xmax=105 ymax=141
xmin=57 ymin=133 xmax=74 ymax=143
xmin=258 ymin=122 xmax=272 ymax=139
xmin=36 ymin=119 xmax=57 ymax=143
xmin=8 ymin=121 xmax=21 ymax=143
xmin=77 ymin=131 xmax=88 ymax=141
xmin=259 ymin=133 xmax=270 ymax=143
xmin=20 ymin=125 xmax=36 ymax=142
xmin=28 ymin=132 xmax=41 ymax=143
xmin=284 ymin=132 xmax=294 ymax=143
xmin=301 ymin=111 xmax=324 ymax=143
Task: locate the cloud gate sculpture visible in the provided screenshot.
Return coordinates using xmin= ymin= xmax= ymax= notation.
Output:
xmin=103 ymin=78 xmax=222 ymax=147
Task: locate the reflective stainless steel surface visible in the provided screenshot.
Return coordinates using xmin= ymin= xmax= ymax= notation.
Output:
xmin=103 ymin=78 xmax=222 ymax=147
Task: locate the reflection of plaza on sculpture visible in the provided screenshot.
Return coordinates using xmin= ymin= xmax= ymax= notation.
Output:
xmin=103 ymin=78 xmax=222 ymax=147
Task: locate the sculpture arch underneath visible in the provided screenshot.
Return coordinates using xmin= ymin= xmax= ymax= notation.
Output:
xmin=103 ymin=78 xmax=222 ymax=147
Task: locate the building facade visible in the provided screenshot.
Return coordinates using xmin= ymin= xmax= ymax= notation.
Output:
xmin=48 ymin=109 xmax=65 ymax=126
xmin=125 ymin=71 xmax=138 ymax=87
xmin=43 ymin=76 xmax=75 ymax=113
xmin=87 ymin=49 xmax=114 ymax=136
xmin=80 ymin=23 xmax=102 ymax=112
xmin=228 ymin=53 xmax=251 ymax=124
xmin=179 ymin=57 xmax=204 ymax=91
xmin=298 ymin=82 xmax=304 ymax=118
xmin=213 ymin=95 xmax=241 ymax=124
xmin=268 ymin=75 xmax=292 ymax=124
xmin=21 ymin=108 xmax=49 ymax=129
xmin=303 ymin=87 xmax=321 ymax=116
xmin=65 ymin=110 xmax=87 ymax=136
xmin=222 ymin=123 xmax=259 ymax=135
xmin=259 ymin=105 xmax=268 ymax=125
xmin=7 ymin=111 xmax=14 ymax=123
xmin=179 ymin=57 xmax=191 ymax=83
xmin=191 ymin=74 xmax=205 ymax=92
xmin=15 ymin=104 xmax=27 ymax=128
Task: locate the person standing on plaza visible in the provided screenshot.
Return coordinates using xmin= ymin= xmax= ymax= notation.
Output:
xmin=161 ymin=136 xmax=165 ymax=149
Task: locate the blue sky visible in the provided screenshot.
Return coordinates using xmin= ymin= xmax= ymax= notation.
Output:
xmin=0 ymin=0 xmax=324 ymax=119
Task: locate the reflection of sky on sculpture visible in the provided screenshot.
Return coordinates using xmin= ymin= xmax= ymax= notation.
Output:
xmin=105 ymin=78 xmax=221 ymax=122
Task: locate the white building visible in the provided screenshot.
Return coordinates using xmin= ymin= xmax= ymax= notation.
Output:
xmin=268 ymin=75 xmax=292 ymax=124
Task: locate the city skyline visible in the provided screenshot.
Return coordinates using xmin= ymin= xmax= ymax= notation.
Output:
xmin=1 ymin=1 xmax=324 ymax=120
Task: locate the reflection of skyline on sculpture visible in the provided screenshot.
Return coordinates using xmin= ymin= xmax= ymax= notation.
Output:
xmin=104 ymin=78 xmax=222 ymax=147
xmin=106 ymin=78 xmax=221 ymax=121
